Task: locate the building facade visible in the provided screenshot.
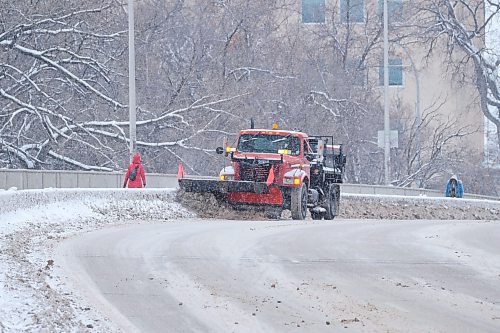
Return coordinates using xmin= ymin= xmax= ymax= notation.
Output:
xmin=296 ymin=0 xmax=485 ymax=160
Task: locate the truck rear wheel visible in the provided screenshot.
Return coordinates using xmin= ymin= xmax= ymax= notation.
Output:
xmin=324 ymin=184 xmax=339 ymax=220
xmin=291 ymin=183 xmax=307 ymax=220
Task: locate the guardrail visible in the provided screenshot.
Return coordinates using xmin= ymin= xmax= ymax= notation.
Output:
xmin=341 ymin=183 xmax=441 ymax=197
xmin=1 ymin=168 xmax=498 ymax=200
xmin=0 ymin=168 xmax=178 ymax=189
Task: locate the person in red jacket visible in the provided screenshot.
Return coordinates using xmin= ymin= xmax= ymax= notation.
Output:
xmin=123 ymin=153 xmax=146 ymax=188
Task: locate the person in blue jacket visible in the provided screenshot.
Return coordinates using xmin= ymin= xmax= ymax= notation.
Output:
xmin=445 ymin=175 xmax=463 ymax=198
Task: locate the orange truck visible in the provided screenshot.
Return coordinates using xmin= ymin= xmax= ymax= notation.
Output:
xmin=178 ymin=126 xmax=346 ymax=220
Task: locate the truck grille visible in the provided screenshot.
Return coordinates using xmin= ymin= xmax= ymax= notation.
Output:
xmin=239 ymin=163 xmax=271 ymax=182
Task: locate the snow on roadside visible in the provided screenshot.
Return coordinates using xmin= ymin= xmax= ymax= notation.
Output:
xmin=0 ymin=188 xmax=194 ymax=332
xmin=177 ymin=190 xmax=500 ymax=220
xmin=341 ymin=194 xmax=500 ymax=220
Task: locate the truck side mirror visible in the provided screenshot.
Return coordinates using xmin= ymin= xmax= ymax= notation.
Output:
xmin=216 ymin=147 xmax=224 ymax=154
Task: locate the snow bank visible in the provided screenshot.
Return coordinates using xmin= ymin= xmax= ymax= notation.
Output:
xmin=341 ymin=194 xmax=500 ymax=220
xmin=0 ymin=187 xmax=180 ymax=214
xmin=176 ymin=190 xmax=500 ymax=221
xmin=0 ymin=188 xmax=194 ymax=332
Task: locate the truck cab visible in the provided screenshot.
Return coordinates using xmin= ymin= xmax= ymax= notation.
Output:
xmin=222 ymin=129 xmax=311 ymax=187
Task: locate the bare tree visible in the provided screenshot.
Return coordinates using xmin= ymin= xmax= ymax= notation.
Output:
xmin=0 ymin=0 xmax=247 ymax=172
xmin=1 ymin=0 xmax=494 ymax=194
xmin=392 ymin=99 xmax=478 ymax=188
xmin=0 ymin=1 xmax=127 ymax=170
xmin=124 ymin=0 xmax=322 ymax=174
xmin=413 ymin=0 xmax=500 ymax=157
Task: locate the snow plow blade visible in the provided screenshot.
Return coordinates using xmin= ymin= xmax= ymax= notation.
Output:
xmin=179 ymin=177 xmax=270 ymax=195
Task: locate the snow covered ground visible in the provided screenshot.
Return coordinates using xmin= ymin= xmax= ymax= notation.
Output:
xmin=0 ymin=188 xmax=194 ymax=332
xmin=0 ymin=188 xmax=498 ymax=332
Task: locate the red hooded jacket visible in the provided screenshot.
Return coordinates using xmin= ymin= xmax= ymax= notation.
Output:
xmin=123 ymin=153 xmax=146 ymax=188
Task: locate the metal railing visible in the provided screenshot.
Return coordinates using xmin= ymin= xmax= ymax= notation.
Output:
xmin=1 ymin=168 xmax=497 ymax=200
xmin=0 ymin=168 xmax=177 ymax=190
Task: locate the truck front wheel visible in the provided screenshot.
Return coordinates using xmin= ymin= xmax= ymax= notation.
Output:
xmin=324 ymin=184 xmax=339 ymax=220
xmin=291 ymin=183 xmax=307 ymax=220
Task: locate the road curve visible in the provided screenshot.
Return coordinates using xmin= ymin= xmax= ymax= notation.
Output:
xmin=56 ymin=219 xmax=500 ymax=333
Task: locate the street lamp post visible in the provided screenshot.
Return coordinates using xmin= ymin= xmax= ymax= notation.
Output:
xmin=128 ymin=0 xmax=136 ymax=161
xmin=383 ymin=0 xmax=390 ymax=185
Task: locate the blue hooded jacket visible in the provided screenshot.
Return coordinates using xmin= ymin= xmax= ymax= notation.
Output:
xmin=445 ymin=176 xmax=463 ymax=198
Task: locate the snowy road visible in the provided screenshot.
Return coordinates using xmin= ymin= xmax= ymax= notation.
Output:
xmin=56 ymin=219 xmax=500 ymax=333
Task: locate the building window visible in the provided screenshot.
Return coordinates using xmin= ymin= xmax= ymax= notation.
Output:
xmin=302 ymin=0 xmax=326 ymax=23
xmin=340 ymin=0 xmax=365 ymax=23
xmin=378 ymin=58 xmax=403 ymax=86
xmin=377 ymin=0 xmax=404 ymax=22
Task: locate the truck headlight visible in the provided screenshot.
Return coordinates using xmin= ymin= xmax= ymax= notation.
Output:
xmin=284 ymin=177 xmax=300 ymax=185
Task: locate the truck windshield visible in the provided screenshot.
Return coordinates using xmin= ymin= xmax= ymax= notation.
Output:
xmin=237 ymin=134 xmax=301 ymax=155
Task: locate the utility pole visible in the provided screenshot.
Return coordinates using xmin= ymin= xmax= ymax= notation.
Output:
xmin=383 ymin=0 xmax=391 ymax=185
xmin=128 ymin=0 xmax=136 ymax=161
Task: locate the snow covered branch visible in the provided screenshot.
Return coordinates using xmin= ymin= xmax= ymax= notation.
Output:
xmin=416 ymin=0 xmax=500 ymax=154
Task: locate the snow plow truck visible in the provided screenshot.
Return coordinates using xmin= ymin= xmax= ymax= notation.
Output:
xmin=178 ymin=125 xmax=346 ymax=220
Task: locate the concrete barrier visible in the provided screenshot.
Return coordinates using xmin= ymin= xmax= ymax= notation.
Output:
xmin=340 ymin=183 xmax=441 ymax=197
xmin=0 ymin=169 xmax=498 ymax=200
xmin=0 ymin=169 xmax=173 ymax=190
